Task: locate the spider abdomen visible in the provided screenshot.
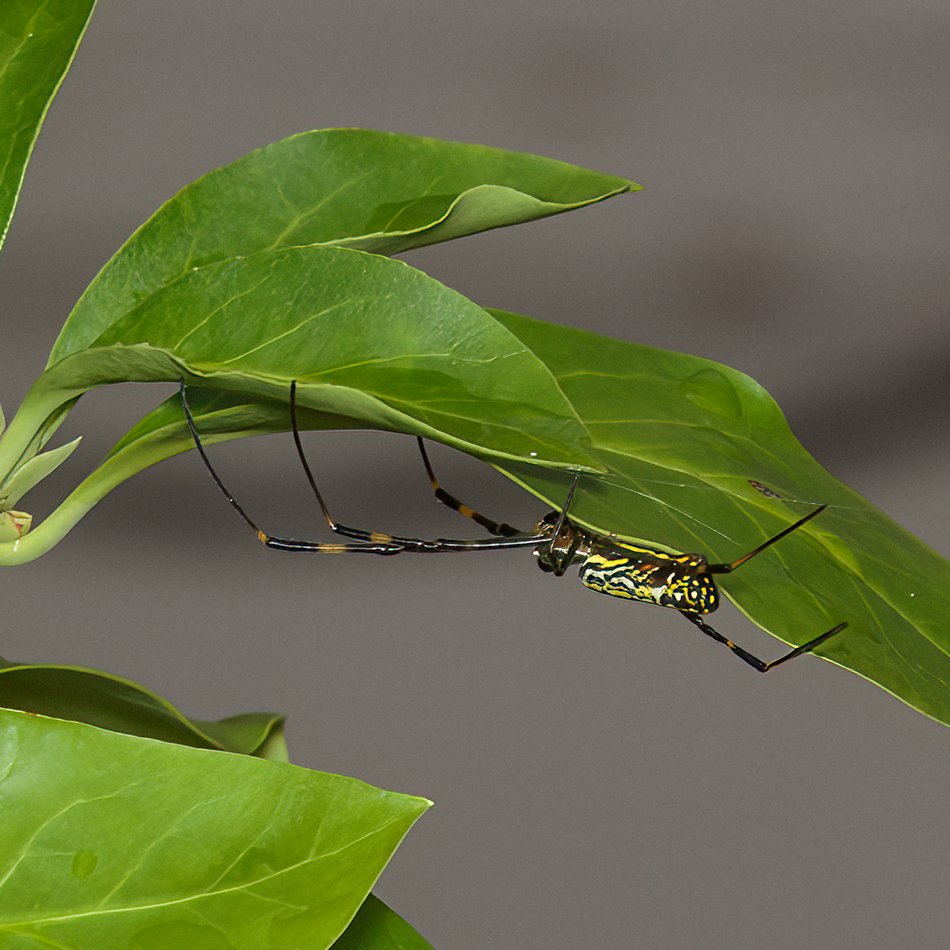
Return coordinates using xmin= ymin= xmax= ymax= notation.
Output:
xmin=578 ymin=549 xmax=719 ymax=613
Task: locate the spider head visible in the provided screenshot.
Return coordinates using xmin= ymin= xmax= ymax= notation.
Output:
xmin=534 ymin=511 xmax=587 ymax=577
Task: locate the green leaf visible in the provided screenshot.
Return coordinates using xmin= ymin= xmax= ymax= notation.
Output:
xmin=488 ymin=310 xmax=950 ymax=726
xmin=84 ymin=246 xmax=593 ymax=465
xmin=0 ymin=247 xmax=603 ymax=560
xmin=51 ymin=128 xmax=637 ymax=363
xmin=333 ymin=895 xmax=433 ymax=950
xmin=0 ymin=435 xmax=81 ymax=509
xmin=0 ymin=0 xmax=97 ymax=251
xmin=0 ymin=131 xmax=630 ymax=503
xmin=0 ymin=708 xmax=430 ymax=948
xmin=0 ymin=659 xmax=285 ymax=756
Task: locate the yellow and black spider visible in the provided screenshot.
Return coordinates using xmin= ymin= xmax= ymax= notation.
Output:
xmin=181 ymin=382 xmax=846 ymax=674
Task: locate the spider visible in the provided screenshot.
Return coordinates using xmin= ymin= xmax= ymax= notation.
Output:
xmin=181 ymin=382 xmax=846 ymax=674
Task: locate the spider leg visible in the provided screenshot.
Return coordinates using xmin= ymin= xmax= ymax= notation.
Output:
xmin=180 ymin=382 xmax=403 ymax=554
xmin=415 ymin=438 xmax=525 ymax=536
xmin=681 ymin=612 xmax=847 ymax=673
xmin=285 ymin=381 xmax=546 ymax=551
xmin=708 ymin=505 xmax=827 ymax=574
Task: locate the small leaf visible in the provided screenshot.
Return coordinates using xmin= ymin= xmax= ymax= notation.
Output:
xmin=0 ymin=0 xmax=97 ymax=251
xmin=195 ymin=714 xmax=288 ymax=762
xmin=333 ymin=895 xmax=433 ymax=950
xmin=0 ymin=709 xmax=430 ymax=948
xmin=0 ymin=659 xmax=284 ymax=755
xmin=0 ymin=435 xmax=81 ymax=508
xmin=490 ymin=310 xmax=950 ymax=726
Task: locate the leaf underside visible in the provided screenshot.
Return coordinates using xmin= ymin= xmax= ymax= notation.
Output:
xmin=332 ymin=895 xmax=434 ymax=950
xmin=0 ymin=659 xmax=286 ymax=758
xmin=47 ymin=308 xmax=949 ymax=726
xmin=487 ymin=310 xmax=950 ymax=725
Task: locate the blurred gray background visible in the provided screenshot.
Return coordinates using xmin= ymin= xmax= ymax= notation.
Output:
xmin=3 ymin=2 xmax=949 ymax=947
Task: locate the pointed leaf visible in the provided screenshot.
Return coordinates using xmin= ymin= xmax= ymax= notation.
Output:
xmin=19 ymin=246 xmax=599 ymax=471
xmin=0 ymin=435 xmax=80 ymax=507
xmin=51 ymin=128 xmax=636 ymax=362
xmin=0 ymin=0 xmax=97 ymax=251
xmin=0 ymin=709 xmax=430 ymax=948
xmin=490 ymin=310 xmax=950 ymax=726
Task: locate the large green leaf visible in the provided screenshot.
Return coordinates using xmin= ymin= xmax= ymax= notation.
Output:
xmin=0 ymin=246 xmax=603 ymax=555
xmin=51 ymin=128 xmax=636 ymax=363
xmin=487 ymin=310 xmax=950 ymax=725
xmin=1 ymin=130 xmax=631 ymax=517
xmin=78 ymin=246 xmax=594 ymax=466
xmin=0 ymin=708 xmax=430 ymax=948
xmin=0 ymin=0 xmax=96 ymax=251
xmin=0 ymin=659 xmax=287 ymax=759
xmin=333 ymin=895 xmax=433 ymax=950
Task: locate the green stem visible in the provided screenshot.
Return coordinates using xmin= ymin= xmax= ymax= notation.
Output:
xmin=0 ymin=424 xmax=193 ymax=566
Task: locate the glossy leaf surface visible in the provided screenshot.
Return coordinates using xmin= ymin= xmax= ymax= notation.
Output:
xmin=489 ymin=310 xmax=950 ymax=725
xmin=0 ymin=659 xmax=286 ymax=758
xmin=52 ymin=128 xmax=636 ymax=361
xmin=29 ymin=245 xmax=599 ymax=469
xmin=0 ymin=709 xmax=430 ymax=948
xmin=1 ymin=131 xmax=631 ymax=506
xmin=0 ymin=0 xmax=96 ymax=250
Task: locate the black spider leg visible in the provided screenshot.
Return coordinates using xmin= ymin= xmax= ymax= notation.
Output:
xmin=286 ymin=381 xmax=546 ymax=553
xmin=416 ymin=437 xmax=524 ymax=536
xmin=180 ymin=382 xmax=403 ymax=554
xmin=551 ymin=474 xmax=580 ymax=539
xmin=707 ymin=504 xmax=828 ymax=574
xmin=681 ymin=613 xmax=847 ymax=673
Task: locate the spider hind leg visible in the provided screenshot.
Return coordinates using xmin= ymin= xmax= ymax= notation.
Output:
xmin=681 ymin=611 xmax=847 ymax=673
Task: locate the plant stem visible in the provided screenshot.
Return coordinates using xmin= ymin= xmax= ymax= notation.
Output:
xmin=0 ymin=422 xmax=193 ymax=566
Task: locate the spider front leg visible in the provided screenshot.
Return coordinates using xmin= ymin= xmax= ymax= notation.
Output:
xmin=681 ymin=612 xmax=847 ymax=673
